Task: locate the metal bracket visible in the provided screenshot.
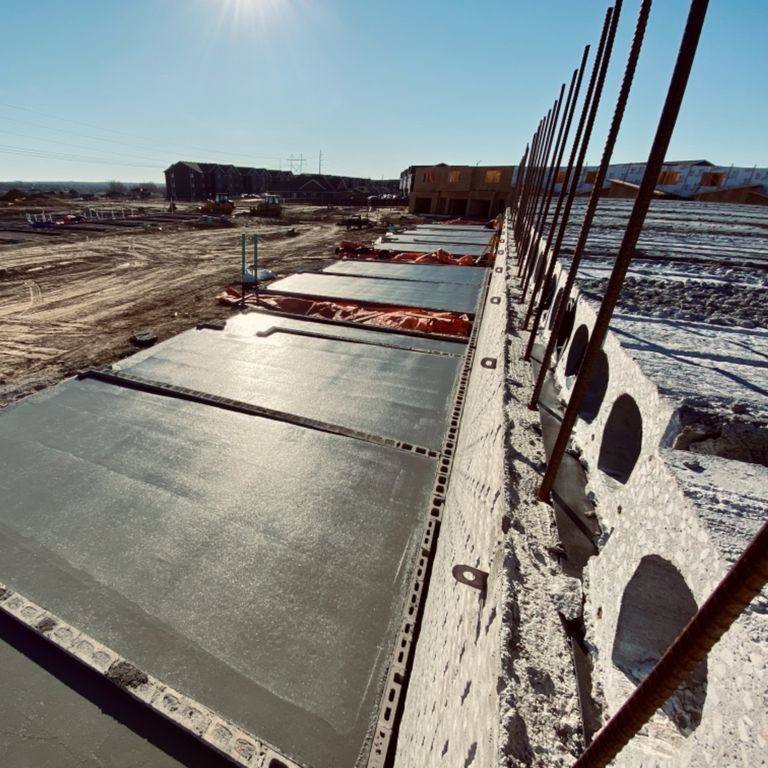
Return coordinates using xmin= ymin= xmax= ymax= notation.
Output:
xmin=452 ymin=565 xmax=488 ymax=592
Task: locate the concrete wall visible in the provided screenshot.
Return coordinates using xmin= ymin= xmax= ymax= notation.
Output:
xmin=540 ymin=266 xmax=768 ymax=766
xmin=396 ymin=219 xmax=582 ymax=768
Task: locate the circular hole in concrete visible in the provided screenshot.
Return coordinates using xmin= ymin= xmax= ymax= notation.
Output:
xmin=598 ymin=393 xmax=642 ymax=483
xmin=565 ymin=324 xmax=589 ymax=377
xmin=612 ymin=555 xmax=707 ymax=735
xmin=578 ymin=350 xmax=609 ymax=423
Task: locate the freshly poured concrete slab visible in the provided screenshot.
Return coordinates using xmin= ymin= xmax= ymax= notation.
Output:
xmin=225 ymin=310 xmax=466 ymax=355
xmin=0 ymin=630 xmax=191 ymax=768
xmin=374 ymin=239 xmax=488 ymax=257
xmin=410 ymin=225 xmax=494 ymax=237
xmin=267 ymin=272 xmax=481 ymax=314
xmin=0 ymin=378 xmax=437 ymax=768
xmin=323 ymin=259 xmax=487 ymax=286
xmin=400 ymin=228 xmax=494 ymax=243
xmin=114 ymin=319 xmax=462 ymax=451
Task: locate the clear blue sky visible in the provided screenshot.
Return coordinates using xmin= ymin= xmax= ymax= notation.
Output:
xmin=1 ymin=0 xmax=765 ymax=182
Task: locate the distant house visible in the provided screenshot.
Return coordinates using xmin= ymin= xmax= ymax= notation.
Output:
xmin=164 ymin=161 xmax=398 ymax=202
xmin=548 ymin=159 xmax=768 ymax=204
xmin=405 ymin=163 xmax=515 ymax=218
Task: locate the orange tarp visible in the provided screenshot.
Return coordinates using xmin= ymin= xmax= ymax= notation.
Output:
xmin=216 ymin=289 xmax=472 ymax=338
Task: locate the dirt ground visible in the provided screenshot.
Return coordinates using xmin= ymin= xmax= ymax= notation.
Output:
xmin=0 ymin=203 xmax=412 ymax=406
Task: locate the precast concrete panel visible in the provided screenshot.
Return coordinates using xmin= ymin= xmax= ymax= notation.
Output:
xmin=266 ymin=273 xmax=482 ymax=314
xmin=0 ymin=378 xmax=438 ymax=768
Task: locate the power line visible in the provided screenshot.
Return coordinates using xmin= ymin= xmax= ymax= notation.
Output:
xmin=0 ymin=101 xmax=286 ymax=164
xmin=0 ymin=144 xmax=159 ymax=170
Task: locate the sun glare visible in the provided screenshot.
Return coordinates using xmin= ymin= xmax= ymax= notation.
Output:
xmin=217 ymin=0 xmax=286 ymax=34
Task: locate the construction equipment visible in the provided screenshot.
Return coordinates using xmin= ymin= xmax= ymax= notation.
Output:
xmin=198 ymin=193 xmax=235 ymax=216
xmin=249 ymin=194 xmax=283 ymax=218
xmin=338 ymin=215 xmax=373 ymax=230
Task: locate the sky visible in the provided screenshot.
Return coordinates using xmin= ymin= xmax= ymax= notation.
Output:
xmin=1 ymin=0 xmax=766 ymax=182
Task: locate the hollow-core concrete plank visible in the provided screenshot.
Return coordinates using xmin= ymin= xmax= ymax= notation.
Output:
xmin=115 ymin=323 xmax=462 ymax=451
xmin=267 ymin=272 xmax=481 ymax=314
xmin=0 ymin=379 xmax=437 ymax=768
xmin=322 ymin=259 xmax=487 ymax=286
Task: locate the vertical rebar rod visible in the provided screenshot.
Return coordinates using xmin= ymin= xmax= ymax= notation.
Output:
xmin=521 ymin=54 xmax=587 ymax=305
xmin=522 ymin=9 xmax=614 ymax=332
xmin=522 ymin=92 xmax=564 ymax=267
xmin=539 ymin=0 xmax=709 ymax=501
xmin=517 ymin=111 xmax=552 ymax=260
xmin=519 ymin=97 xmax=562 ymax=272
xmin=523 ymin=3 xmax=620 ymax=361
xmin=240 ymin=232 xmax=246 ymax=306
xmin=508 ymin=145 xmax=530 ymax=226
xmin=514 ymin=122 xmax=543 ymax=240
xmin=528 ymin=0 xmax=646 ymax=412
xmin=573 ymin=508 xmax=762 ymax=768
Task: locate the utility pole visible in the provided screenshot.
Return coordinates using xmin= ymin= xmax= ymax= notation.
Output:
xmin=318 ymin=150 xmax=323 ymax=175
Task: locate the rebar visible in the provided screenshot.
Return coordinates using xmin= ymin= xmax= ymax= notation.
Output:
xmin=538 ymin=0 xmax=708 ymax=501
xmin=521 ymin=7 xmax=615 ymax=336
xmin=573 ymin=506 xmax=762 ymax=768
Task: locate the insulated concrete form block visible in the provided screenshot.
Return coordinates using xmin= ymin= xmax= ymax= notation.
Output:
xmin=395 ymin=235 xmax=508 ymax=768
xmin=396 ymin=220 xmax=582 ymax=768
xmin=537 ymin=262 xmax=768 ymax=766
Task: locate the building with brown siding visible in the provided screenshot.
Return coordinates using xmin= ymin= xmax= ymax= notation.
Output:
xmin=407 ymin=163 xmax=515 ymax=219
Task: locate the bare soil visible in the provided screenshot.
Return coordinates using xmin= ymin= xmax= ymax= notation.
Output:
xmin=0 ymin=203 xmax=415 ymax=406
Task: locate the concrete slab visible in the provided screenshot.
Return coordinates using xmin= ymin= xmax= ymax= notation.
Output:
xmin=266 ymin=272 xmax=482 ymax=314
xmin=114 ymin=318 xmax=463 ymax=451
xmin=224 ymin=310 xmax=467 ymax=355
xmin=400 ymin=228 xmax=494 ymax=243
xmin=0 ymin=619 xmax=195 ymax=768
xmin=409 ymin=225 xmax=493 ymax=237
xmin=374 ymin=236 xmax=488 ymax=257
xmin=0 ymin=378 xmax=437 ymax=768
xmin=322 ymin=259 xmax=487 ymax=286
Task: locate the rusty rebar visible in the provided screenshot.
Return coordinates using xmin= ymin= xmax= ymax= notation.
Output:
xmin=508 ymin=144 xmax=529 ymax=221
xmin=529 ymin=0 xmax=646 ymax=416
xmin=517 ymin=114 xmax=550 ymax=266
xmin=514 ymin=120 xmax=544 ymax=242
xmin=519 ymin=98 xmax=561 ymax=271
xmin=523 ymin=3 xmax=620 ymax=362
xmin=573 ymin=508 xmax=763 ymax=768
xmin=521 ymin=60 xmax=585 ymax=304
xmin=520 ymin=91 xmax=564 ymax=272
xmin=522 ymin=7 xmax=615 ymax=336
xmin=538 ymin=0 xmax=708 ymax=501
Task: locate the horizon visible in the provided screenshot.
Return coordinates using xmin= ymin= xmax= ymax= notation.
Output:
xmin=2 ymin=1 xmax=766 ymax=182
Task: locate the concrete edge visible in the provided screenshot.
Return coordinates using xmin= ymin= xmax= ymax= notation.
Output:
xmin=0 ymin=583 xmax=304 ymax=768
